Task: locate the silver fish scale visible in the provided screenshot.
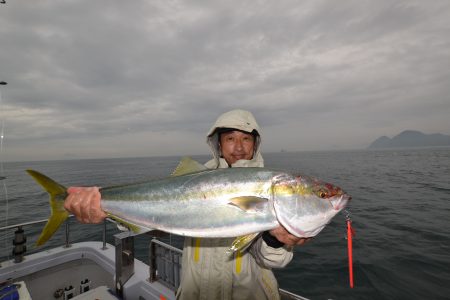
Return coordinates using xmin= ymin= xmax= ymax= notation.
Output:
xmin=100 ymin=168 xmax=281 ymax=237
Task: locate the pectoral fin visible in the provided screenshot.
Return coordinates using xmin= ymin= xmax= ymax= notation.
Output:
xmin=227 ymin=232 xmax=260 ymax=255
xmin=228 ymin=196 xmax=268 ymax=212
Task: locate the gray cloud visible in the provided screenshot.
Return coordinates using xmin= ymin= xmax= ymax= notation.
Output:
xmin=1 ymin=0 xmax=449 ymax=161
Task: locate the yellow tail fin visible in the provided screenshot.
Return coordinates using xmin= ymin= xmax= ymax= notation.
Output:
xmin=26 ymin=170 xmax=69 ymax=246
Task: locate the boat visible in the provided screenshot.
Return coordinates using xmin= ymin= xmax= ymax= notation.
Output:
xmin=0 ymin=216 xmax=309 ymax=300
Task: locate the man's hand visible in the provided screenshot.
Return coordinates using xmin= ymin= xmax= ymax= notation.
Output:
xmin=269 ymin=226 xmax=312 ymax=246
xmin=64 ymin=186 xmax=106 ymax=224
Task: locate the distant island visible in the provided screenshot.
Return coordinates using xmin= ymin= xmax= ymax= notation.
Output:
xmin=368 ymin=130 xmax=450 ymax=149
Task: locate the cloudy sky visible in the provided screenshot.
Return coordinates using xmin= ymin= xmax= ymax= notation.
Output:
xmin=0 ymin=1 xmax=449 ymax=162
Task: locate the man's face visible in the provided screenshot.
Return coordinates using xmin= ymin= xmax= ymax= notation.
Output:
xmin=219 ymin=130 xmax=255 ymax=165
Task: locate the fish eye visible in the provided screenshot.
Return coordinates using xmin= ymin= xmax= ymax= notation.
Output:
xmin=316 ymin=190 xmax=328 ymax=198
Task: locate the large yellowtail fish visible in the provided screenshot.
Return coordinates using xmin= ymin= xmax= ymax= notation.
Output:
xmin=27 ymin=157 xmax=350 ymax=252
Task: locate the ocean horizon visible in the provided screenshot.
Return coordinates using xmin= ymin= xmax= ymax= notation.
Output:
xmin=1 ymin=147 xmax=449 ymax=299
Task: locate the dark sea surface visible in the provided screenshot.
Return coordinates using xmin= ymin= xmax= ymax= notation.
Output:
xmin=1 ymin=148 xmax=449 ymax=299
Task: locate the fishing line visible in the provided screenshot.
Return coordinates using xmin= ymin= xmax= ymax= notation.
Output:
xmin=0 ymin=83 xmax=10 ymax=259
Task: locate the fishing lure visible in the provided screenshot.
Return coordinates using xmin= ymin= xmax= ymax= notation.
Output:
xmin=346 ymin=211 xmax=355 ymax=288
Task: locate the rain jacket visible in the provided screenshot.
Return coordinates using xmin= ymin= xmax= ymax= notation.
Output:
xmin=176 ymin=109 xmax=293 ymax=300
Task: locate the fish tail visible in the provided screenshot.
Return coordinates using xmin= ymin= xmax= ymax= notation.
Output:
xmin=26 ymin=170 xmax=69 ymax=246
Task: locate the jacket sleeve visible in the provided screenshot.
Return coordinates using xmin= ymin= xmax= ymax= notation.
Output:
xmin=249 ymin=235 xmax=293 ymax=269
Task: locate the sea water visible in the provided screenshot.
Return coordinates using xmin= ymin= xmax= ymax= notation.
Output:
xmin=1 ymin=148 xmax=449 ymax=299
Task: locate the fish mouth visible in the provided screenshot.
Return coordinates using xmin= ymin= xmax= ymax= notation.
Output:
xmin=330 ymin=194 xmax=351 ymax=211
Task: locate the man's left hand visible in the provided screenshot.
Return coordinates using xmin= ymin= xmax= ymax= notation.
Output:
xmin=269 ymin=226 xmax=312 ymax=246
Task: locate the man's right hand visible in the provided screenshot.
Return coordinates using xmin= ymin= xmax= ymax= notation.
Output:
xmin=64 ymin=186 xmax=107 ymax=224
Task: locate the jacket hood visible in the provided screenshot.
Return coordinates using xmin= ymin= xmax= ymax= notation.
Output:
xmin=206 ymin=109 xmax=263 ymax=168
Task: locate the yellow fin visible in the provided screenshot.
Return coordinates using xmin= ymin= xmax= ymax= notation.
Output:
xmin=26 ymin=170 xmax=69 ymax=246
xmin=227 ymin=232 xmax=260 ymax=255
xmin=106 ymin=213 xmax=149 ymax=234
xmin=171 ymin=156 xmax=208 ymax=177
xmin=228 ymin=196 xmax=268 ymax=212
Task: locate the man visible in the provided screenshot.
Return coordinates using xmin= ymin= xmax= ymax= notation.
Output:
xmin=64 ymin=109 xmax=309 ymax=300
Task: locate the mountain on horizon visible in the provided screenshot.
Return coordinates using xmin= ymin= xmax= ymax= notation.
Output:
xmin=368 ymin=130 xmax=450 ymax=149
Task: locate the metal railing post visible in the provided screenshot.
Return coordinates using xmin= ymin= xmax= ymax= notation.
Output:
xmin=64 ymin=219 xmax=71 ymax=248
xmin=114 ymin=232 xmax=135 ymax=298
xmin=102 ymin=219 xmax=107 ymax=250
xmin=149 ymin=238 xmax=157 ymax=282
xmin=12 ymin=226 xmax=27 ymax=263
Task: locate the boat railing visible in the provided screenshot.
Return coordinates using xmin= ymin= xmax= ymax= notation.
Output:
xmin=0 ymin=217 xmax=183 ymax=294
xmin=0 ymin=215 xmax=109 ymax=263
xmin=0 ymin=217 xmax=308 ymax=300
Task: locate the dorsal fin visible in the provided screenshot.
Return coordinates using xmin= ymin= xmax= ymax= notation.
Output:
xmin=172 ymin=156 xmax=208 ymax=176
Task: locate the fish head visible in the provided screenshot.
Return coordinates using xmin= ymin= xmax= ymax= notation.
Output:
xmin=272 ymin=173 xmax=351 ymax=238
